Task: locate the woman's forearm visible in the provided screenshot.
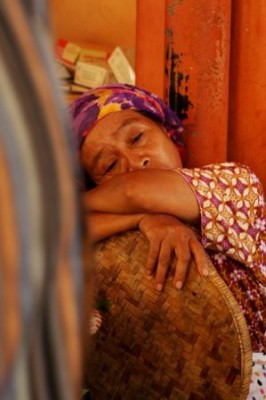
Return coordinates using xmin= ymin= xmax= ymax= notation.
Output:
xmin=84 ymin=212 xmax=145 ymax=243
xmin=83 ymin=170 xmax=200 ymax=224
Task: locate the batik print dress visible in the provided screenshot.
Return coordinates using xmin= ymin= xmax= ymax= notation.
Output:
xmin=179 ymin=162 xmax=266 ymax=399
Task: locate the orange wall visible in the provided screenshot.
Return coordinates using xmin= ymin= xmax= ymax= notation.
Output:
xmin=136 ymin=1 xmax=231 ymax=168
xmin=164 ymin=0 xmax=231 ymax=169
xmin=228 ymin=1 xmax=266 ymax=190
xmin=136 ymin=0 xmax=166 ymax=97
xmin=48 ymin=0 xmax=136 ymax=48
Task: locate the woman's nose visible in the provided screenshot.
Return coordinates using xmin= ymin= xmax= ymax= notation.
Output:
xmin=127 ymin=155 xmax=150 ymax=171
xmin=142 ymin=158 xmax=149 ymax=168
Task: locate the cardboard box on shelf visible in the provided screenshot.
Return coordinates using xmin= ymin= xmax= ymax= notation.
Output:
xmin=108 ymin=47 xmax=135 ymax=85
xmin=56 ymin=38 xmax=81 ymax=71
xmin=55 ymin=39 xmax=139 ymax=94
xmin=55 ymin=39 xmax=117 ymax=88
xmin=74 ymin=59 xmax=114 ymax=88
xmin=56 ymin=39 xmax=113 ymax=70
xmin=78 ymin=47 xmax=111 ymax=62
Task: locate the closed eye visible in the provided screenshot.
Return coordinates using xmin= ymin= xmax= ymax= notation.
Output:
xmin=104 ymin=160 xmax=117 ymax=174
xmin=131 ymin=132 xmax=143 ymax=144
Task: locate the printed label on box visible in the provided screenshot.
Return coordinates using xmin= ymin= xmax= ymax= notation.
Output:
xmin=108 ymin=47 xmax=135 ymax=85
xmin=74 ymin=61 xmax=108 ymax=88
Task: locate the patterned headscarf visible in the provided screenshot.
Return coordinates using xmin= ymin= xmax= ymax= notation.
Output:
xmin=68 ymin=83 xmax=185 ymax=155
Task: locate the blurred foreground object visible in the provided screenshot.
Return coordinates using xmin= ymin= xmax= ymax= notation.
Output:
xmin=86 ymin=231 xmax=252 ymax=400
xmin=0 ymin=0 xmax=83 ymax=399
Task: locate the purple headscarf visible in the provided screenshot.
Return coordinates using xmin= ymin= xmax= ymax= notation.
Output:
xmin=68 ymin=83 xmax=186 ymax=188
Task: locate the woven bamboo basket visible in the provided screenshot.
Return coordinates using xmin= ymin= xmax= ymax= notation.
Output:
xmin=85 ymin=230 xmax=252 ymax=400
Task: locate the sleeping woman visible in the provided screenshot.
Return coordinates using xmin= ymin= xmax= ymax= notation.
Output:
xmin=68 ymin=83 xmax=266 ymax=398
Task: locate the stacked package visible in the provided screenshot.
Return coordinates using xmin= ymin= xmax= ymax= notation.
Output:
xmin=55 ymin=39 xmax=135 ymax=95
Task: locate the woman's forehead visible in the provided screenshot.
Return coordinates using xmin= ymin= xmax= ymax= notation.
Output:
xmin=81 ymin=111 xmax=141 ymax=167
xmin=96 ymin=109 xmax=147 ymax=130
xmin=84 ymin=109 xmax=152 ymax=143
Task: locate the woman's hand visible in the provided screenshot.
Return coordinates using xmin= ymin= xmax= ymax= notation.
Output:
xmin=138 ymin=214 xmax=209 ymax=291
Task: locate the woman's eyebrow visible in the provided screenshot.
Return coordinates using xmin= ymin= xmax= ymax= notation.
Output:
xmin=91 ymin=118 xmax=141 ymax=169
xmin=116 ymin=117 xmax=141 ymax=135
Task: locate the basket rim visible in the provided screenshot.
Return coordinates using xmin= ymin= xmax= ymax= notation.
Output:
xmin=206 ymin=254 xmax=252 ymax=399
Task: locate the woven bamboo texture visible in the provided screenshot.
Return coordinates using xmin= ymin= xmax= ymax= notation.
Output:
xmin=85 ymin=230 xmax=252 ymax=400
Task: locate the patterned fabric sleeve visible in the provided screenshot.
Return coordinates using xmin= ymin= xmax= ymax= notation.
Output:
xmin=178 ymin=163 xmax=266 ymax=274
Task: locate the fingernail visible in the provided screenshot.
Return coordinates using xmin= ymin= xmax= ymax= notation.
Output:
xmin=175 ymin=281 xmax=183 ymax=289
xmin=202 ymin=268 xmax=209 ymax=277
xmin=156 ymin=283 xmax=163 ymax=292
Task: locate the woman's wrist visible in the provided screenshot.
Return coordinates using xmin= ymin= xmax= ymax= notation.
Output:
xmin=137 ymin=214 xmax=147 ymax=230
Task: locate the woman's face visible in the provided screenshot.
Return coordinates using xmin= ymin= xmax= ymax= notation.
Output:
xmin=80 ymin=110 xmax=182 ymax=185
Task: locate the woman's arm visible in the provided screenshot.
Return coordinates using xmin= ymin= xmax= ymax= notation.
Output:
xmin=84 ymin=211 xmax=145 ymax=243
xmin=82 ymin=169 xmax=200 ymax=224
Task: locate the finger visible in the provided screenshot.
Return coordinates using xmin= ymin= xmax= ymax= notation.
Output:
xmin=145 ymin=239 xmax=160 ymax=275
xmin=155 ymin=241 xmax=171 ymax=291
xmin=189 ymin=236 xmax=209 ymax=276
xmin=173 ymin=245 xmax=191 ymax=289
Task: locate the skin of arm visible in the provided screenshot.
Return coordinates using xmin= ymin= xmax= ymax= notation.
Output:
xmin=82 ymin=169 xmax=200 ymax=224
xmin=85 ymin=211 xmax=145 ymax=243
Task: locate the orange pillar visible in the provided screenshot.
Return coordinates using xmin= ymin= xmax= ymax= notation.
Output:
xmin=165 ymin=0 xmax=232 ymax=167
xmin=228 ymin=1 xmax=266 ymax=192
xmin=136 ymin=1 xmax=232 ymax=168
xmin=136 ymin=0 xmax=166 ymax=98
